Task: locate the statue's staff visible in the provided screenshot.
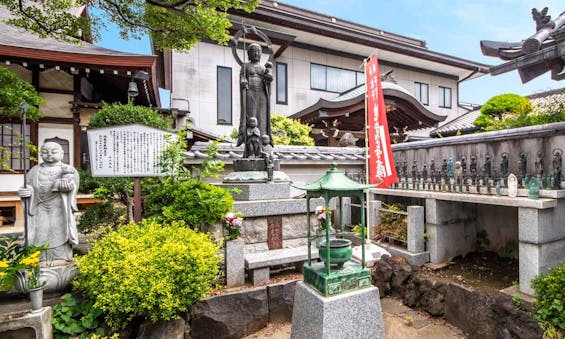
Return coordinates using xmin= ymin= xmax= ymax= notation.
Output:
xmin=242 ymin=21 xmax=247 ymax=147
xmin=18 ymin=101 xmax=29 ymax=249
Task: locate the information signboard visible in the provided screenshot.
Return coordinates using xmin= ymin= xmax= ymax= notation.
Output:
xmin=87 ymin=124 xmax=176 ymax=177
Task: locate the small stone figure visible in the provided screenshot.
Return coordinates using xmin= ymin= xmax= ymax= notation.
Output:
xmin=518 ymin=152 xmax=527 ymax=187
xmin=441 ymin=159 xmax=448 ymax=182
xmin=484 ymin=154 xmax=492 ymax=179
xmin=454 ymin=161 xmax=462 ymax=185
xmin=18 ymin=142 xmax=79 ymax=263
xmin=447 ymin=156 xmax=455 ymax=179
xmin=422 ymin=162 xmax=428 ymax=189
xmin=260 ymin=135 xmax=274 ymax=181
xmin=500 ymin=152 xmax=509 ymax=185
xmin=412 ymin=160 xmax=418 ymax=189
xmin=553 ymin=148 xmax=562 ymax=189
xmin=535 ymin=151 xmax=544 ymax=178
xmin=244 ymin=117 xmax=261 ymax=158
xmin=470 ymin=155 xmax=477 ymax=184
xmin=461 ymin=156 xmax=467 ymax=178
xmin=528 ymin=176 xmax=540 ymax=199
xmin=402 ymin=161 xmax=408 ymax=179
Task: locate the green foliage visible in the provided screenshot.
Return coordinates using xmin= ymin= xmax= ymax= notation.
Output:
xmin=374 ymin=203 xmax=407 ymax=243
xmin=271 ymin=114 xmax=315 ymax=146
xmin=77 ymin=202 xmax=125 ymax=234
xmin=512 ymin=293 xmax=524 ymax=311
xmin=0 ymin=66 xmax=43 ymax=120
xmin=0 ymin=238 xmax=46 ymax=290
xmin=480 ymin=93 xmax=532 ymax=118
xmin=146 ymin=179 xmax=233 ymax=228
xmin=87 ymin=102 xmax=169 ymax=130
xmin=352 ymin=224 xmax=366 ymax=236
xmin=532 ymin=264 xmax=565 ymax=335
xmin=73 ymin=220 xmax=221 ymax=330
xmin=52 ymin=293 xmax=105 ymax=339
xmin=0 ymin=0 xmax=259 ymax=51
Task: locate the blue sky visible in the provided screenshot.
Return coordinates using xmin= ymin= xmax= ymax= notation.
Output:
xmin=96 ymin=0 xmax=564 ymax=105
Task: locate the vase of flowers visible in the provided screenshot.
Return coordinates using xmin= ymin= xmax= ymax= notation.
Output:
xmin=13 ymin=247 xmax=47 ymax=311
xmin=223 ymin=211 xmax=244 ymax=240
xmin=223 ymin=212 xmax=245 ymax=287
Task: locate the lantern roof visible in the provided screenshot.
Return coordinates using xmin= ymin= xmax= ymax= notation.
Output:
xmin=293 ymin=163 xmax=374 ymax=194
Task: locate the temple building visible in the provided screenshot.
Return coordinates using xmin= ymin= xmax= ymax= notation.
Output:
xmin=158 ymin=0 xmax=490 ymax=143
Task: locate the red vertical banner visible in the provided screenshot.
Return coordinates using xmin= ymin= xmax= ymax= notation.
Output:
xmin=366 ymin=55 xmax=397 ymax=187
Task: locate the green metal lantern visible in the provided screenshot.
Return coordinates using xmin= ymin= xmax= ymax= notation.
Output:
xmin=293 ymin=163 xmax=375 ymax=296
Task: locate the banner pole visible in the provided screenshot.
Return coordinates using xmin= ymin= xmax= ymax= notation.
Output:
xmin=364 ymin=58 xmax=371 ymax=247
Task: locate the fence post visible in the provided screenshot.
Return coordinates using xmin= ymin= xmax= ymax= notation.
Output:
xmin=368 ymin=200 xmax=382 ymax=239
xmin=407 ymin=205 xmax=425 ymax=253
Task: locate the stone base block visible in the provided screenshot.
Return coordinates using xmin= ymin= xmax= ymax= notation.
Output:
xmin=225 ymin=239 xmax=245 ymax=288
xmin=218 ymin=182 xmax=290 ymax=201
xmin=223 ymin=171 xmax=290 ymax=183
xmin=250 ymin=267 xmax=270 ymax=285
xmin=290 ymin=281 xmax=385 ymax=339
xmin=381 ymin=245 xmax=430 ymax=266
xmin=0 ymin=307 xmax=52 ymax=339
xmin=233 ymin=158 xmax=280 ymax=172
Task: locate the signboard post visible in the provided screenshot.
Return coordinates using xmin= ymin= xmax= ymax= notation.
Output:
xmin=87 ymin=124 xmax=176 ymax=222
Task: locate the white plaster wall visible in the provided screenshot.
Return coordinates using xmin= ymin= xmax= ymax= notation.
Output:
xmin=0 ymin=174 xmax=24 ymax=192
xmin=171 ymin=42 xmax=461 ymax=134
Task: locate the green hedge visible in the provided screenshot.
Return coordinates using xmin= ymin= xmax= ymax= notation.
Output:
xmin=73 ymin=220 xmax=221 ymax=329
xmin=532 ymin=264 xmax=565 ymax=337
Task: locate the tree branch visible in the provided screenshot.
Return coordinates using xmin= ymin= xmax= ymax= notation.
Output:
xmin=145 ymin=0 xmax=194 ymax=9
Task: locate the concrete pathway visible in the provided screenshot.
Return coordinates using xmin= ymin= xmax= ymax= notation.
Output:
xmin=244 ymin=297 xmax=466 ymax=338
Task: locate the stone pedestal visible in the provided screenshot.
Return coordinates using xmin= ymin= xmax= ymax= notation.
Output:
xmin=290 ymin=281 xmax=385 ymax=339
xmin=225 ymin=239 xmax=245 ymax=288
xmin=15 ymin=263 xmax=78 ymax=294
xmin=223 ymin=159 xmax=290 ymax=183
xmin=0 ymin=307 xmax=52 ymax=339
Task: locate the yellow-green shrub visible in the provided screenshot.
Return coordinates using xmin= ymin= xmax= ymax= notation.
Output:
xmin=532 ymin=264 xmax=565 ymax=337
xmin=73 ymin=220 xmax=221 ymax=330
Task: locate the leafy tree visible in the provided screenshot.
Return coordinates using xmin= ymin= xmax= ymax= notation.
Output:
xmin=480 ymin=93 xmax=532 ymax=119
xmin=271 ymin=114 xmax=315 ymax=146
xmin=0 ymin=0 xmax=259 ymax=51
xmin=0 ymin=66 xmax=43 ymax=170
xmin=83 ymin=102 xmax=170 ymax=223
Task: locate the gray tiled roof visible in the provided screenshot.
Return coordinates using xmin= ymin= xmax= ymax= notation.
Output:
xmin=429 ymin=109 xmax=481 ymax=137
xmin=185 ymin=142 xmax=366 ymax=163
xmin=0 ymin=7 xmax=150 ymax=58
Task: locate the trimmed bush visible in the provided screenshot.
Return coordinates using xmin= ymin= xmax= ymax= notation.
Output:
xmin=532 ymin=264 xmax=565 ymax=336
xmin=480 ymin=93 xmax=532 ymax=118
xmin=271 ymin=114 xmax=314 ymax=146
xmin=87 ymin=102 xmax=169 ymax=129
xmin=145 ymin=179 xmax=233 ymax=228
xmin=73 ymin=220 xmax=221 ymax=330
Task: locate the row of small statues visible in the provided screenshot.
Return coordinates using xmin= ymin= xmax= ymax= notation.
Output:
xmin=394 ymin=149 xmax=563 ymax=192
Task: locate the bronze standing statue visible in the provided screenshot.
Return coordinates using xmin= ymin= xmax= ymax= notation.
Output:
xmin=237 ymin=42 xmax=273 ymax=154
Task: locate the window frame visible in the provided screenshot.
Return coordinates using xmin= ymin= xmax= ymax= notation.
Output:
xmin=0 ymin=119 xmax=36 ymax=173
xmin=414 ymin=81 xmax=429 ymax=106
xmin=310 ymin=63 xmax=364 ymax=93
xmin=216 ymin=66 xmax=233 ymax=125
xmin=439 ymin=86 xmax=452 ymax=108
xmin=276 ymin=62 xmax=288 ymax=105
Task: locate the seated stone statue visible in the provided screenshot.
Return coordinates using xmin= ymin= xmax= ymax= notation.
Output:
xmin=260 ymin=135 xmax=274 ymax=181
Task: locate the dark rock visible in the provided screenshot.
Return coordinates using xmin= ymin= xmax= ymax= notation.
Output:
xmin=417 ymin=279 xmax=446 ymax=316
xmin=490 ymin=292 xmax=542 ymax=339
xmin=191 ymin=287 xmax=268 ymax=339
xmin=138 ymin=318 xmax=187 ymax=339
xmin=445 ymin=283 xmax=492 ymax=336
xmin=371 ymin=257 xmax=393 ymax=295
xmin=390 ymin=263 xmax=412 ymax=297
xmin=402 ymin=278 xmax=419 ymax=307
xmin=267 ymin=280 xmax=298 ymax=323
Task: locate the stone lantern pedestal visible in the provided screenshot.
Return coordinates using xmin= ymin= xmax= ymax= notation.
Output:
xmin=290 ymin=281 xmax=385 ymax=339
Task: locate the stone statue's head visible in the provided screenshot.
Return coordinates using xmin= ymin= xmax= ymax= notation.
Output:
xmin=40 ymin=142 xmax=64 ymax=164
xmin=261 ymin=135 xmax=270 ymax=144
xmin=247 ymin=116 xmax=258 ymax=128
xmin=247 ymin=43 xmax=261 ymax=62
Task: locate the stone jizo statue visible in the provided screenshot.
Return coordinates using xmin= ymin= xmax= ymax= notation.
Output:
xmin=244 ymin=117 xmax=261 ymax=158
xmin=553 ymin=149 xmax=562 ymax=189
xmin=260 ymin=135 xmax=274 ymax=181
xmin=535 ymin=151 xmax=544 ymax=177
xmin=237 ymin=43 xmax=273 ymax=156
xmin=18 ymin=142 xmax=79 ymax=264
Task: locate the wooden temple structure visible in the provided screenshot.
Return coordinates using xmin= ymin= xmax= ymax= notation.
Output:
xmin=290 ymin=80 xmax=446 ymax=146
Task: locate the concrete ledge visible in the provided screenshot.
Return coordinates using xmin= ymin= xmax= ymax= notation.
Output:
xmin=218 ymin=183 xmax=290 ymax=201
xmin=234 ymin=198 xmax=332 ymax=217
xmin=0 ymin=307 xmax=52 ymax=339
xmin=245 ymin=246 xmax=319 ymax=270
xmin=380 ymin=245 xmax=430 ymax=266
xmin=370 ymin=188 xmax=557 ymax=209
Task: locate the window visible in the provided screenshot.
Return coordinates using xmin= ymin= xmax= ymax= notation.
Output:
xmin=310 ymin=63 xmax=364 ymax=93
xmin=217 ymin=66 xmax=232 ymax=125
xmin=414 ymin=82 xmax=429 ymax=105
xmin=276 ymin=62 xmax=288 ymax=104
xmin=0 ymin=122 xmax=31 ymax=171
xmin=439 ymin=86 xmax=452 ymax=108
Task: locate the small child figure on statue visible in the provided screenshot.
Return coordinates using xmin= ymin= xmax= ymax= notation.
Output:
xmin=260 ymin=135 xmax=274 ymax=181
xmin=244 ymin=117 xmax=261 ymax=158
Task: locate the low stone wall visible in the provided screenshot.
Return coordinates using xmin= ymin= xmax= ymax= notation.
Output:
xmin=372 ymin=256 xmax=543 ymax=338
